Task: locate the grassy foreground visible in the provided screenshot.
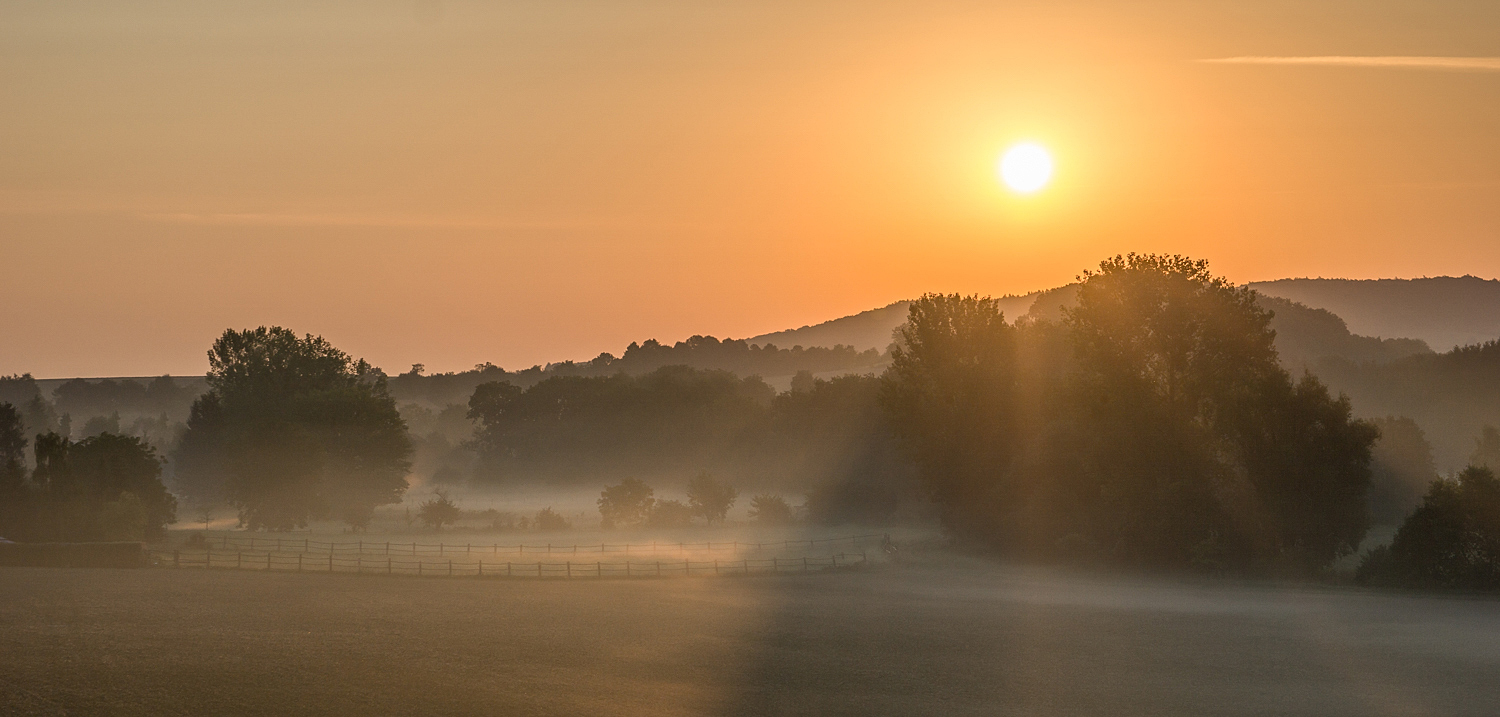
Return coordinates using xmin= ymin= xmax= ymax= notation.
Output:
xmin=2 ymin=557 xmax=1499 ymax=716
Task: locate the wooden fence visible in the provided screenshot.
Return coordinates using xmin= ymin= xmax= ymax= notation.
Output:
xmin=150 ymin=549 xmax=868 ymax=578
xmin=193 ymin=533 xmax=885 ymax=557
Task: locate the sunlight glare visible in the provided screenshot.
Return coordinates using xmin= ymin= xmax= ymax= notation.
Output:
xmin=998 ymin=143 xmax=1054 ymax=194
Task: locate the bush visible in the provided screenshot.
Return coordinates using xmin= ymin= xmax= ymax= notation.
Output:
xmin=748 ymin=494 xmax=794 ymax=525
xmin=598 ymin=478 xmax=655 ymax=529
xmin=1357 ymin=466 xmax=1500 ymax=590
xmin=418 ymin=490 xmax=462 ymax=531
xmin=535 ymin=507 xmax=570 ymax=531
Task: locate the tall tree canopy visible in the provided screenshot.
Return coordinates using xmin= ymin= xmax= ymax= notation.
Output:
xmin=174 ymin=327 xmax=412 ymax=531
xmin=880 ymin=293 xmax=1019 ymax=535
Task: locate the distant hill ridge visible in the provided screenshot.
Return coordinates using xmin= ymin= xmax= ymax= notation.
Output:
xmin=750 ymin=276 xmax=1500 ymax=360
xmin=1248 ymin=276 xmax=1500 ymax=351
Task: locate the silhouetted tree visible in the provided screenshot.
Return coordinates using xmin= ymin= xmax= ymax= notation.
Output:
xmin=790 ymin=370 xmax=816 ymax=394
xmin=173 ymin=327 xmax=412 ymax=531
xmin=646 ymin=499 xmax=694 ymax=528
xmin=1358 ymin=466 xmax=1500 ymax=590
xmin=597 ymin=478 xmax=655 ymax=529
xmin=418 ymin=490 xmax=461 ymax=530
xmin=748 ymin=494 xmax=793 ymax=524
xmin=0 ymin=403 xmax=26 ymax=499
xmin=880 ymin=293 xmax=1018 ymax=537
xmin=686 ymin=471 xmax=737 ymax=524
xmin=534 ymin=506 xmax=570 ymax=531
xmin=1065 ymin=254 xmax=1375 ymax=569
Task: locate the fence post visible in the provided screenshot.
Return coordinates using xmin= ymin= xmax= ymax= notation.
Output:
xmin=803 ymin=557 xmax=808 ymax=572
xmin=387 ymin=557 xmax=392 ymax=574
xmin=419 ymin=562 xmax=423 ymax=576
xmin=206 ymin=552 xmax=211 ymax=568
xmin=439 ymin=543 xmax=444 ymax=556
xmin=507 ymin=562 xmax=512 ymax=577
xmin=537 ymin=562 xmax=542 ymax=577
xmin=478 ymin=560 xmax=483 ymax=577
xmin=548 ymin=544 xmax=551 ymax=554
xmin=714 ymin=560 xmax=719 ymax=576
xmin=772 ymin=557 xmax=777 ymax=573
xmin=386 ymin=542 xmax=390 ymax=556
xmin=357 ymin=555 xmax=362 ymax=573
xmin=237 ymin=552 xmax=242 ymax=569
xmin=566 ymin=561 xmax=571 ymax=578
xmin=448 ymin=560 xmax=453 ymax=577
xmin=328 ymin=553 xmax=333 ymax=572
xmin=656 ymin=561 xmax=661 ymax=577
xmin=626 ymin=561 xmax=631 ymax=577
xmin=298 ymin=553 xmax=303 ymax=572
xmin=743 ymin=559 xmax=748 ymax=575
xmin=467 ymin=543 xmax=471 ymax=554
xmin=596 ymin=561 xmax=601 ymax=578
xmin=173 ymin=550 xmax=179 ymax=568
xmin=359 ymin=540 xmax=363 ymax=554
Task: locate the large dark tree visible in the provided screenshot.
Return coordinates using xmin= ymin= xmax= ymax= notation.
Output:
xmin=880 ymin=293 xmax=1019 ymax=536
xmin=1064 ymin=254 xmax=1376 ymax=569
xmin=174 ymin=327 xmax=412 ymax=531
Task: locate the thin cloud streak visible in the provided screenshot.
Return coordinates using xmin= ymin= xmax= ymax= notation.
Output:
xmin=1201 ymin=56 xmax=1500 ymax=72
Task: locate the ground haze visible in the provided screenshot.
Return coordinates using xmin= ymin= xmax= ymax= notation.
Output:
xmin=3 ymin=558 xmax=1496 ymax=716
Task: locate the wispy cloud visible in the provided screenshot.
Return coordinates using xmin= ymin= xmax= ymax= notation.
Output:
xmin=1201 ymin=56 xmax=1500 ymax=72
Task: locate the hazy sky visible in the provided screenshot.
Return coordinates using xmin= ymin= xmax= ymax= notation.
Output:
xmin=4 ymin=0 xmax=1499 ymax=377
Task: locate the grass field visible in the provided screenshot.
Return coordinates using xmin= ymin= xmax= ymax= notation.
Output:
xmin=3 ymin=555 xmax=1498 ymax=716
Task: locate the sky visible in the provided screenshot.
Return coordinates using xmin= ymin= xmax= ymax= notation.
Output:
xmin=3 ymin=0 xmax=1500 ymax=378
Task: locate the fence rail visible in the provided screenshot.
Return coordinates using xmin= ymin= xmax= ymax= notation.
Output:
xmin=150 ymin=549 xmax=868 ymax=579
xmin=190 ymin=533 xmax=885 ymax=557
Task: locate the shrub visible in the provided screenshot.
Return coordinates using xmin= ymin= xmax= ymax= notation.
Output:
xmin=535 ymin=507 xmax=570 ymax=531
xmin=598 ymin=478 xmax=655 ymax=529
xmin=748 ymin=494 xmax=793 ymax=525
xmin=1357 ymin=466 xmax=1500 ymax=590
xmin=418 ymin=490 xmax=462 ymax=531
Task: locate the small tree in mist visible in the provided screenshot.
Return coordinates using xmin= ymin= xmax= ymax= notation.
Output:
xmin=418 ymin=490 xmax=461 ymax=531
xmin=535 ymin=506 xmax=570 ymax=531
xmin=748 ymin=494 xmax=793 ymax=525
xmin=597 ymin=477 xmax=655 ymax=529
xmin=686 ymin=472 xmax=737 ymax=525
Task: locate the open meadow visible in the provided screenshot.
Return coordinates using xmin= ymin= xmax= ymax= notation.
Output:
xmin=4 ymin=553 xmax=1498 ymax=717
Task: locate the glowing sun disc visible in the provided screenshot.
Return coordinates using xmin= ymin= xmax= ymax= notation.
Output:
xmin=998 ymin=143 xmax=1053 ymax=193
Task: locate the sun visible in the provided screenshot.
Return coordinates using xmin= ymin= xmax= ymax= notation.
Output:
xmin=998 ymin=142 xmax=1053 ymax=194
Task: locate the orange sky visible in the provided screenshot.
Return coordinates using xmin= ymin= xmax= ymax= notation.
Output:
xmin=4 ymin=0 xmax=1500 ymax=378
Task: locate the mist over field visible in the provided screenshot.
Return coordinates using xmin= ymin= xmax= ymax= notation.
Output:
xmin=7 ymin=1 xmax=1500 ymax=714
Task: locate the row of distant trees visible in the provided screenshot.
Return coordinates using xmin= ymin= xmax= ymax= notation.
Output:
xmin=594 ymin=473 xmax=790 ymax=529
